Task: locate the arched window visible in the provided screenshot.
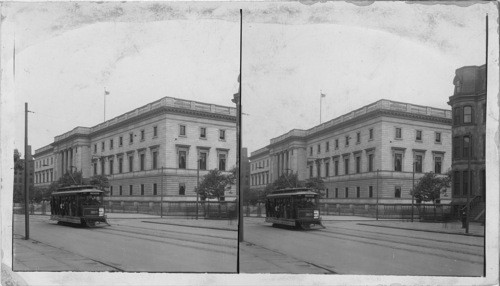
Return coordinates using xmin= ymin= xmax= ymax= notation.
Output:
xmin=463 ymin=106 xmax=473 ymax=123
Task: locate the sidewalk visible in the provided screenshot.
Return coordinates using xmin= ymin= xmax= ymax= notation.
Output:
xmin=12 ymin=235 xmax=118 ymax=271
xmin=355 ymin=220 xmax=485 ymax=237
xmin=239 ymin=242 xmax=331 ymax=274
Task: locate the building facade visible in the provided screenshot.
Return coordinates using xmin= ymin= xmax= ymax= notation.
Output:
xmin=248 ymin=147 xmax=270 ymax=193
xmin=448 ymin=64 xmax=487 ymax=204
xmin=34 ymin=96 xmax=237 ymax=202
xmin=250 ymin=99 xmax=453 ymax=204
xmin=14 ymin=146 xmax=34 ymax=200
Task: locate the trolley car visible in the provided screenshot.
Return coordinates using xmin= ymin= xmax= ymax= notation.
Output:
xmin=265 ymin=188 xmax=324 ymax=230
xmin=50 ymin=185 xmax=108 ymax=227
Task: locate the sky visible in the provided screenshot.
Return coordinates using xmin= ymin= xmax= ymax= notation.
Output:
xmin=0 ymin=1 xmax=494 ymax=156
xmin=240 ymin=1 xmax=493 ymax=154
xmin=1 ymin=2 xmax=241 ymax=154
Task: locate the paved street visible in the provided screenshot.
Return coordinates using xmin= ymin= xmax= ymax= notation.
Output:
xmin=240 ymin=217 xmax=484 ymax=275
xmin=13 ymin=214 xmax=237 ymax=272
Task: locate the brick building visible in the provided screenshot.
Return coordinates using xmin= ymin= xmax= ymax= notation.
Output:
xmin=249 ymin=99 xmax=452 ymax=204
xmin=14 ymin=146 xmax=34 ymax=202
xmin=448 ymin=64 xmax=487 ymax=204
xmin=34 ymin=96 xmax=237 ymax=202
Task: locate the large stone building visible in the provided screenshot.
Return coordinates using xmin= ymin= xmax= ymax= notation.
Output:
xmin=250 ymin=99 xmax=452 ymax=204
xmin=34 ymin=96 xmax=237 ymax=202
xmin=448 ymin=64 xmax=487 ymax=205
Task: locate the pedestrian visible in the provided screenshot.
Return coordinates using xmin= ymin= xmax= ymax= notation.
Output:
xmin=460 ymin=206 xmax=467 ymax=228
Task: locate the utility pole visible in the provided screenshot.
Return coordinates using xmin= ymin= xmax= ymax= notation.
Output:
xmin=160 ymin=166 xmax=164 ymax=218
xmin=376 ymin=169 xmax=379 ymax=221
xmin=236 ymin=9 xmax=243 ymax=243
xmin=24 ymin=103 xmax=30 ymax=240
xmin=466 ymin=134 xmax=471 ymax=234
xmin=196 ymin=159 xmax=200 ymax=220
xmin=411 ymin=162 xmax=415 ymax=222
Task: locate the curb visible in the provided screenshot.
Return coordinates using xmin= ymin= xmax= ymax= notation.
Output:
xmin=141 ymin=220 xmax=237 ymax=232
xmin=357 ymin=223 xmax=484 ymax=237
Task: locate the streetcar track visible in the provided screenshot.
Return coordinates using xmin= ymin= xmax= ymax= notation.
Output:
xmin=97 ymin=227 xmax=237 ymax=256
xmin=317 ymin=227 xmax=483 ymax=256
xmin=303 ymin=229 xmax=483 ymax=264
xmin=242 ymin=241 xmax=337 ymax=274
xmin=111 ymin=223 xmax=236 ymax=241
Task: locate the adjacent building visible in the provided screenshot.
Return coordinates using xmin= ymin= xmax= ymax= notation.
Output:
xmin=448 ymin=64 xmax=487 ymax=205
xmin=250 ymin=99 xmax=452 ymax=204
xmin=34 ymin=96 xmax=237 ymax=202
xmin=14 ymin=146 xmax=34 ymax=202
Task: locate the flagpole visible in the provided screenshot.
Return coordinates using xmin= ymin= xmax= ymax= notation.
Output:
xmin=104 ymin=88 xmax=106 ymax=122
xmin=320 ymin=91 xmax=322 ymax=124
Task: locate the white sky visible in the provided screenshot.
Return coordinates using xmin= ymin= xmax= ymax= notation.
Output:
xmin=241 ymin=2 xmax=492 ymax=154
xmin=1 ymin=2 xmax=240 ymax=154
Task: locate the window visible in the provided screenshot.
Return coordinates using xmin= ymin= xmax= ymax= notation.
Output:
xmin=368 ymin=154 xmax=374 ymax=172
xmin=435 ymin=132 xmax=441 ymax=143
xmin=199 ymin=152 xmax=207 ymax=170
xmin=369 ymin=129 xmax=373 ymax=140
xmin=101 ymin=160 xmax=105 ymax=175
xmin=309 ymin=147 xmax=313 ymax=156
xmin=140 ymin=154 xmax=145 ymax=171
xmin=316 ymin=162 xmax=321 ymax=177
xmin=110 ymin=186 xmax=114 ymax=196
xmin=369 ymin=186 xmax=373 ymax=198
xmin=129 ymin=185 xmax=133 ymax=196
xmin=395 ymin=186 xmax=401 ymax=198
xmin=153 ymin=126 xmax=158 ymax=137
xmin=344 ymin=157 xmax=349 ymax=175
xmin=141 ymin=184 xmax=145 ymax=195
xmin=395 ymin=128 xmax=402 ymax=139
xmin=345 ymin=187 xmax=349 ymax=198
xmin=394 ymin=153 xmax=402 ymax=171
xmin=355 ymin=156 xmax=361 ymax=173
xmin=463 ymin=106 xmax=472 ymax=123
xmin=317 ymin=144 xmax=321 ymax=154
xmin=200 ymin=127 xmax=206 ymax=138
xmin=454 ymin=107 xmax=461 ymax=125
xmin=94 ymin=144 xmax=97 ymax=153
xmin=118 ymin=157 xmax=123 ymax=173
xmin=101 ymin=142 xmax=105 ymax=151
xmin=119 ymin=186 xmax=123 ymax=196
xmin=463 ymin=136 xmax=471 ymax=158
xmin=335 ymin=188 xmax=338 ymax=198
xmin=462 ymin=171 xmax=469 ymax=196
xmin=152 ymin=151 xmax=158 ymax=169
xmin=179 ymin=151 xmax=187 ymax=169
xmin=334 ymin=160 xmax=339 ymax=176
xmin=326 ymin=141 xmax=330 ymax=152
xmin=110 ymin=139 xmax=114 ymax=150
xmin=356 ymin=187 xmax=360 ymax=198
xmin=179 ymin=183 xmax=186 ymax=195
xmin=109 ymin=159 xmax=114 ymax=174
xmin=119 ymin=136 xmax=123 ymax=146
xmin=414 ymin=155 xmax=422 ymax=173
xmin=141 ymin=130 xmax=145 ymax=141
xmin=93 ymin=162 xmax=97 ymax=175
xmin=325 ymin=162 xmax=329 ymax=177
xmin=335 ymin=139 xmax=339 ymax=149
xmin=218 ymin=153 xmax=227 ymax=171
xmin=129 ymin=133 xmax=134 ymax=144
xmin=453 ymin=171 xmax=460 ymax=196
xmin=129 ymin=155 xmax=134 ymax=172
xmin=356 ymin=132 xmax=360 ymax=143
xmin=179 ymin=125 xmax=186 ymax=136
xmin=309 ymin=165 xmax=313 ymax=178
xmin=219 ymin=130 xmax=226 ymax=140
xmin=153 ymin=183 xmax=157 ymax=195
xmin=416 ymin=130 xmax=422 ymax=141
xmin=453 ymin=136 xmax=461 ymax=159
xmin=345 ymin=136 xmax=350 ymax=147
xmin=434 ymin=156 xmax=442 ymax=174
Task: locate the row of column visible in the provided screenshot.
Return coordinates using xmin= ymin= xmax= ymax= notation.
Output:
xmin=275 ymin=150 xmax=290 ymax=176
xmin=59 ymin=147 xmax=75 ymax=176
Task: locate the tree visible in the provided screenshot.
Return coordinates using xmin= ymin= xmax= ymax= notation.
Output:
xmin=304 ymin=177 xmax=325 ymax=192
xmin=411 ymin=171 xmax=451 ymax=203
xmin=14 ymin=149 xmax=24 ymax=171
xmin=196 ymin=169 xmax=234 ymax=201
xmin=58 ymin=171 xmax=83 ymax=187
xmin=89 ymin=174 xmax=110 ymax=193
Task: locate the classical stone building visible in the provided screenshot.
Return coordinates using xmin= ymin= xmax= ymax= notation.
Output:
xmin=250 ymin=99 xmax=452 ymax=204
xmin=448 ymin=64 xmax=487 ymax=204
xmin=34 ymin=96 xmax=237 ymax=202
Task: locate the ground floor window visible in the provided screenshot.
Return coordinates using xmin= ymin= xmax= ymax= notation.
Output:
xmin=119 ymin=186 xmax=122 ymax=196
xmin=110 ymin=186 xmax=113 ymax=196
xmin=369 ymin=186 xmax=373 ymax=198
xmin=141 ymin=184 xmax=145 ymax=195
xmin=335 ymin=188 xmax=338 ymax=198
xmin=394 ymin=186 xmax=401 ymax=198
xmin=356 ymin=187 xmax=360 ymax=198
xmin=129 ymin=185 xmax=133 ymax=196
xmin=345 ymin=187 xmax=349 ymax=198
xmin=153 ymin=183 xmax=157 ymax=195
xmin=179 ymin=183 xmax=185 ymax=195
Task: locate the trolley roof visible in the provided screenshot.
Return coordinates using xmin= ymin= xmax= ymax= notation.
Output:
xmin=266 ymin=188 xmax=319 ymax=198
xmin=52 ymin=185 xmax=103 ymax=196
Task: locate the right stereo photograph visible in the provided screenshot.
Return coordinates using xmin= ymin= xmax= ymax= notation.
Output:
xmin=239 ymin=1 xmax=497 ymax=281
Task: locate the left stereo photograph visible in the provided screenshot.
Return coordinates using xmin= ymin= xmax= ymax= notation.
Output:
xmin=5 ymin=1 xmax=240 ymax=273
